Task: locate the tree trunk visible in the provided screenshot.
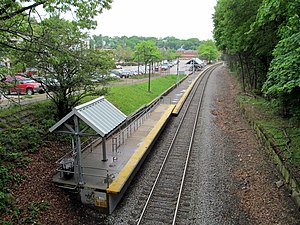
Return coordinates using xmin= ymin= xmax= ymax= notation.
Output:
xmin=238 ymin=53 xmax=246 ymax=92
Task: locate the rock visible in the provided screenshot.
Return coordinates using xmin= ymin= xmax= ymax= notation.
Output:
xmin=275 ymin=180 xmax=284 ymax=188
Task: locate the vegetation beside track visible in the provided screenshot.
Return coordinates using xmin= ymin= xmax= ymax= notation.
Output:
xmin=238 ymin=94 xmax=300 ymax=163
xmin=0 ymin=74 xmax=184 ymax=224
xmin=237 ymin=89 xmax=300 ymax=182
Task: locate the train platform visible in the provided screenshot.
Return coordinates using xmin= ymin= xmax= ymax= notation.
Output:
xmin=50 ymin=70 xmax=203 ymax=214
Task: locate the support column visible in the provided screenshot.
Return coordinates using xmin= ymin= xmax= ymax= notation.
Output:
xmin=102 ymin=136 xmax=108 ymax=161
xmin=74 ymin=116 xmax=84 ymax=185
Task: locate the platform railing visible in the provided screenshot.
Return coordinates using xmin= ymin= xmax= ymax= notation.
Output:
xmin=56 ymin=159 xmax=113 ymax=188
xmin=112 ymin=98 xmax=162 ymax=155
xmin=55 ymin=141 xmax=114 ymax=189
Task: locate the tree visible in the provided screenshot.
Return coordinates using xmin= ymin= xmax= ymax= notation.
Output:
xmin=259 ymin=0 xmax=300 ymax=116
xmin=198 ymin=40 xmax=219 ymax=63
xmin=213 ymin=0 xmax=266 ymax=91
xmin=18 ymin=17 xmax=115 ymax=119
xmin=0 ymin=0 xmax=112 ymax=54
xmin=134 ymin=40 xmax=161 ymax=92
xmin=214 ymin=0 xmax=300 ymax=118
xmin=134 ymin=40 xmax=161 ymax=72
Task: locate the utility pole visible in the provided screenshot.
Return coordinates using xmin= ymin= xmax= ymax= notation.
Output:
xmin=148 ymin=59 xmax=151 ymax=92
xmin=176 ymin=58 xmax=179 ymax=85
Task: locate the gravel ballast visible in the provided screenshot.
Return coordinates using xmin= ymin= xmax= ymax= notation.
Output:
xmin=4 ymin=65 xmax=300 ymax=224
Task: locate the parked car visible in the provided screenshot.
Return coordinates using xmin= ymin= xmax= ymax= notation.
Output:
xmin=120 ymin=70 xmax=131 ymax=78
xmin=161 ymin=63 xmax=169 ymax=71
xmin=33 ymin=76 xmax=60 ymax=92
xmin=111 ymin=69 xmax=130 ymax=78
xmin=2 ymin=75 xmax=43 ymax=95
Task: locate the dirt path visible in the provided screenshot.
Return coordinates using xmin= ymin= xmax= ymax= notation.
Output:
xmin=211 ymin=65 xmax=300 ymax=224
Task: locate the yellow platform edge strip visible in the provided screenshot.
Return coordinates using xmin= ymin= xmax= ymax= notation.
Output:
xmin=107 ymin=104 xmax=176 ymax=194
xmin=172 ymin=76 xmax=199 ymax=115
xmin=172 ymin=65 xmax=215 ymax=115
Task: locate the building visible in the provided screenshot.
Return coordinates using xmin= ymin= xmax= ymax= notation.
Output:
xmin=176 ymin=49 xmax=198 ymax=59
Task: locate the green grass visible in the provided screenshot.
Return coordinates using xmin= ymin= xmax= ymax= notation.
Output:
xmin=106 ymin=75 xmax=183 ymax=115
xmin=237 ymin=93 xmax=300 ymax=168
xmin=0 ymin=74 xmax=185 ymax=223
xmin=84 ymin=74 xmax=185 ymax=115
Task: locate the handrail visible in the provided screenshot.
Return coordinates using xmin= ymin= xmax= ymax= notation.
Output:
xmin=112 ymin=97 xmax=162 ymax=153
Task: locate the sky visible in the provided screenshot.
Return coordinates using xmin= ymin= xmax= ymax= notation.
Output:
xmin=91 ymin=0 xmax=217 ymax=40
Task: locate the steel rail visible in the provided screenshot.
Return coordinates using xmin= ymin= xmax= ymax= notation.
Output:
xmin=136 ymin=65 xmax=219 ymax=225
xmin=172 ymin=66 xmax=218 ymax=224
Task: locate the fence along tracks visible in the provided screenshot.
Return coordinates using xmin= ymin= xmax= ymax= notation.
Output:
xmin=136 ymin=65 xmax=219 ymax=225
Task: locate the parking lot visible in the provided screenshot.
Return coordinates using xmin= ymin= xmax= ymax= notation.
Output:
xmin=0 ymin=60 xmax=191 ymax=109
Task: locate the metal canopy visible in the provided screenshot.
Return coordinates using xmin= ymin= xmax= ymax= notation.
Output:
xmin=49 ymin=96 xmax=127 ymax=137
xmin=186 ymin=58 xmax=204 ymax=65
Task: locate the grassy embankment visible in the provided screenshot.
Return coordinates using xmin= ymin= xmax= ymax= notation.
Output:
xmin=0 ymin=74 xmax=184 ymax=224
xmin=237 ymin=94 xmax=300 ymax=177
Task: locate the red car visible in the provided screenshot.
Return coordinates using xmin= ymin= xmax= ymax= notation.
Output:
xmin=2 ymin=75 xmax=43 ymax=95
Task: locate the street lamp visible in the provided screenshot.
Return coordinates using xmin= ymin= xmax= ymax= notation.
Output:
xmin=176 ymin=58 xmax=180 ymax=85
xmin=137 ymin=53 xmax=140 ymax=75
xmin=146 ymin=54 xmax=154 ymax=92
xmin=148 ymin=60 xmax=151 ymax=92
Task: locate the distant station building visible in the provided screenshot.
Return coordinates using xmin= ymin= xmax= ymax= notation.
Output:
xmin=177 ymin=49 xmax=198 ymax=59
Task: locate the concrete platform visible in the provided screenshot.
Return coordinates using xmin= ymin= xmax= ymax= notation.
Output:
xmin=53 ymin=104 xmax=175 ymax=213
xmin=52 ymin=70 xmax=204 ymax=213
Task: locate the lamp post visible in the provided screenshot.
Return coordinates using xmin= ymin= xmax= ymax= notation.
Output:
xmin=148 ymin=60 xmax=151 ymax=92
xmin=176 ymin=58 xmax=179 ymax=85
xmin=192 ymin=58 xmax=195 ymax=74
xmin=137 ymin=53 xmax=140 ymax=75
xmin=146 ymin=54 xmax=154 ymax=92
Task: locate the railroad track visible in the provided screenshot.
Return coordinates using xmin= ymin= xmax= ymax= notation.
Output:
xmin=136 ymin=65 xmax=220 ymax=225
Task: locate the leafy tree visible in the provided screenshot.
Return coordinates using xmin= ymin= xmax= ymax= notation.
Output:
xmin=134 ymin=40 xmax=161 ymax=71
xmin=0 ymin=0 xmax=112 ymax=53
xmin=213 ymin=0 xmax=266 ymax=91
xmin=18 ymin=17 xmax=115 ymax=118
xmin=214 ymin=0 xmax=300 ymax=118
xmin=259 ymin=0 xmax=300 ymax=116
xmin=198 ymin=40 xmax=219 ymax=63
xmin=0 ymin=0 xmax=113 ymax=113
xmin=114 ymin=45 xmax=134 ymax=63
xmin=91 ymin=35 xmax=202 ymax=52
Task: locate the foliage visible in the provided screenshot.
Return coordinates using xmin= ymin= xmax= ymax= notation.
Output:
xmin=214 ymin=0 xmax=300 ymax=119
xmin=0 ymin=0 xmax=112 ymax=53
xmin=237 ymin=92 xmax=300 ymax=172
xmin=0 ymin=100 xmax=56 ymax=214
xmin=257 ymin=0 xmax=300 ymax=116
xmin=17 ymin=16 xmax=114 ymax=118
xmin=91 ymin=35 xmax=202 ymax=51
xmin=0 ymin=0 xmax=113 ymax=113
xmin=198 ymin=40 xmax=219 ymax=63
xmin=213 ymin=0 xmax=265 ymax=91
xmin=134 ymin=40 xmax=161 ymax=74
xmin=262 ymin=32 xmax=300 ymax=96
xmin=90 ymin=36 xmax=200 ymax=65
xmin=134 ymin=40 xmax=161 ymax=62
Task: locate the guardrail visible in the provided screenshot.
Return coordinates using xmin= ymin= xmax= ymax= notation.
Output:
xmin=111 ymin=97 xmax=162 ymax=158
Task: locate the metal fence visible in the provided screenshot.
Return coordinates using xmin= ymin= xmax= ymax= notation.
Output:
xmin=111 ymin=98 xmax=162 ymax=157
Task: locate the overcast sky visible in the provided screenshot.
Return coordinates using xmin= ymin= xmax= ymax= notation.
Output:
xmin=91 ymin=0 xmax=217 ymax=40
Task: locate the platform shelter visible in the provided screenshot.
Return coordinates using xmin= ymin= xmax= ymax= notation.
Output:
xmin=49 ymin=96 xmax=127 ymax=186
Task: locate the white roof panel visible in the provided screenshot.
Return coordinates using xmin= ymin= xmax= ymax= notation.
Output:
xmin=49 ymin=96 xmax=126 ymax=137
xmin=186 ymin=58 xmax=204 ymax=65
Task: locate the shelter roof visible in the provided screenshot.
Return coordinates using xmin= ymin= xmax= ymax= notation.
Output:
xmin=49 ymin=96 xmax=126 ymax=137
xmin=186 ymin=58 xmax=204 ymax=65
